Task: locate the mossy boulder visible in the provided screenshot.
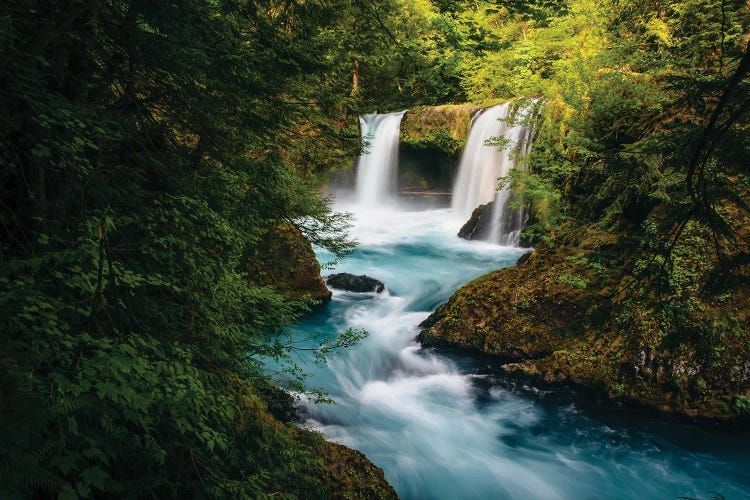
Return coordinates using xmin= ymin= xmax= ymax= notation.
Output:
xmin=401 ymin=104 xmax=481 ymax=156
xmin=248 ymin=223 xmax=332 ymax=303
xmin=421 ymin=226 xmax=750 ymax=422
xmin=318 ymin=442 xmax=398 ymax=499
xmin=246 ymin=383 xmax=397 ymax=498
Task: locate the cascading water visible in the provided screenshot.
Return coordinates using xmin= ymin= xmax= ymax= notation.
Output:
xmin=355 ymin=111 xmax=406 ymax=207
xmin=283 ymin=205 xmax=749 ymax=499
xmin=271 ymin=109 xmax=750 ymax=499
xmin=451 ymin=102 xmax=535 ymax=245
xmin=486 ymin=123 xmax=535 ymax=245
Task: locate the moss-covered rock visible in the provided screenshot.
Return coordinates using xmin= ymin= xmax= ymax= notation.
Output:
xmin=318 ymin=441 xmax=398 ymax=499
xmin=401 ymin=104 xmax=481 ymax=156
xmin=393 ymin=103 xmax=481 ymax=198
xmin=421 ymin=226 xmax=750 ymax=423
xmin=248 ymin=223 xmax=332 ymax=303
xmin=245 ymin=384 xmax=397 ymax=498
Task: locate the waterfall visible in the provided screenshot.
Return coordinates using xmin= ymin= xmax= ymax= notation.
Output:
xmin=355 ymin=111 xmax=406 ymax=207
xmin=486 ymin=123 xmax=535 ymax=245
xmin=451 ymin=101 xmax=535 ymax=245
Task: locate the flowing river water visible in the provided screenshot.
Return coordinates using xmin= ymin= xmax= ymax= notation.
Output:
xmin=289 ymin=203 xmax=750 ymax=500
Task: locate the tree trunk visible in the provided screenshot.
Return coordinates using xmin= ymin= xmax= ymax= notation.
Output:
xmin=351 ymin=59 xmax=360 ymax=96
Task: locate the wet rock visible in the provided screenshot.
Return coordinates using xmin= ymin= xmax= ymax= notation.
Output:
xmin=457 ymin=202 xmax=494 ymax=240
xmin=458 ymin=199 xmax=532 ymax=246
xmin=516 ymin=250 xmax=533 ymax=266
xmin=326 ymin=273 xmax=385 ymax=293
xmin=256 ymin=384 xmax=299 ymax=423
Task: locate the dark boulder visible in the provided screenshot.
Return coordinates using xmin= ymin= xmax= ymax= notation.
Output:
xmin=457 ymin=202 xmax=494 ymax=240
xmin=256 ymin=384 xmax=299 ymax=423
xmin=458 ymin=199 xmax=533 ymax=247
xmin=516 ymin=250 xmax=533 ymax=266
xmin=326 ymin=273 xmax=385 ymax=293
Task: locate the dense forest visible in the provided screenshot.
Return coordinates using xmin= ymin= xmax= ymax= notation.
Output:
xmin=1 ymin=0 xmax=748 ymax=498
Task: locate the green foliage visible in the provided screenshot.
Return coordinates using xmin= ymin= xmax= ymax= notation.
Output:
xmin=500 ymin=168 xmax=562 ymax=244
xmin=314 ymin=328 xmax=371 ymax=364
xmin=734 ymin=396 xmax=750 ymax=416
xmin=440 ymin=0 xmax=750 ymax=410
xmin=0 ymin=0 xmax=410 ymax=498
xmin=556 ymin=273 xmax=589 ymax=290
xmin=337 ymin=0 xmax=468 ymax=110
xmin=565 ymin=254 xmax=607 ymax=278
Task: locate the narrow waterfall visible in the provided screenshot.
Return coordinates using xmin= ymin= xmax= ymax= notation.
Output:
xmin=486 ymin=124 xmax=535 ymax=245
xmin=451 ymin=102 xmax=535 ymax=245
xmin=355 ymin=111 xmax=406 ymax=207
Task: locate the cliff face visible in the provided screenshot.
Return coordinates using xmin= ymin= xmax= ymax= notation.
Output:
xmin=391 ymin=104 xmax=481 ymax=204
xmin=400 ymin=104 xmax=481 ymax=156
xmin=248 ymin=223 xmax=332 ymax=303
xmin=421 ymin=226 xmax=750 ymax=422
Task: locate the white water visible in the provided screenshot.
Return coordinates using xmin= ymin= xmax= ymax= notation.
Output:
xmin=282 ymin=115 xmax=750 ymax=500
xmin=355 ymin=112 xmax=406 ymax=207
xmin=487 ymin=123 xmax=534 ymax=245
xmin=451 ymin=102 xmax=535 ymax=245
xmin=286 ymin=111 xmax=750 ymax=499
xmin=287 ymin=204 xmax=749 ymax=499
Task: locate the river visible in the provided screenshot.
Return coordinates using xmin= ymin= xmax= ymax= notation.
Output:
xmin=288 ymin=203 xmax=750 ymax=500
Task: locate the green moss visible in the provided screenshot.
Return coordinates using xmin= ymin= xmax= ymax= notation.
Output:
xmin=421 ymin=223 xmax=750 ymax=422
xmin=318 ymin=442 xmax=398 ymax=499
xmin=556 ymin=273 xmax=588 ymax=289
xmin=247 ymin=223 xmax=332 ymax=303
xmin=401 ymin=104 xmax=481 ymax=155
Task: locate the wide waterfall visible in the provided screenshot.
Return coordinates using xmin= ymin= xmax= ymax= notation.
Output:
xmin=451 ymin=102 xmax=535 ymax=245
xmin=355 ymin=111 xmax=406 ymax=207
